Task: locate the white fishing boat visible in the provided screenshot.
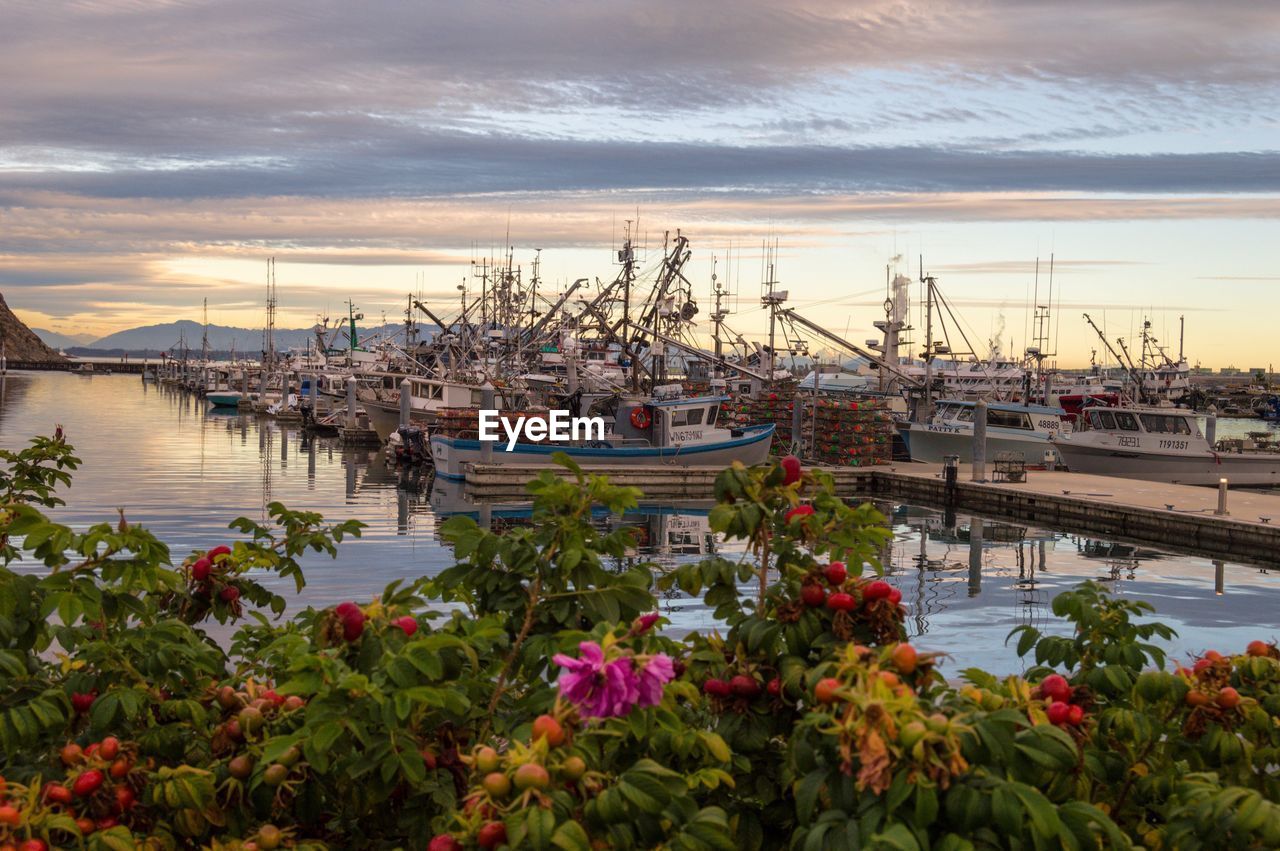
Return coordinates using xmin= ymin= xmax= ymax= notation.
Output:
xmin=430 ymin=394 xmax=774 ymax=480
xmin=1052 ymin=407 xmax=1280 ymax=486
xmin=902 ymin=400 xmax=1071 ymax=465
xmin=358 ymin=374 xmax=498 ymax=442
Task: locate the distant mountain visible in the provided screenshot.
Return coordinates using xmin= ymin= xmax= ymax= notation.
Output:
xmin=0 ymin=293 xmax=66 ymax=363
xmin=32 ymin=328 xmax=97 ymax=349
xmin=86 ymin=320 xmax=410 ymax=354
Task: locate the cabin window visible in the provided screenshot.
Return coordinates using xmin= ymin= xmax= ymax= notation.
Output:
xmin=706 ymin=406 xmax=718 ymax=427
xmin=1089 ymin=410 xmax=1117 ymax=430
xmin=1113 ymin=412 xmax=1140 ymax=431
xmin=1139 ymin=414 xmax=1191 ymax=434
xmin=986 ymin=410 xmax=1032 ymax=430
xmin=670 ymin=408 xmax=706 ymax=427
xmin=955 ymin=407 xmax=974 ymax=422
xmin=1146 ymin=414 xmax=1192 ymax=435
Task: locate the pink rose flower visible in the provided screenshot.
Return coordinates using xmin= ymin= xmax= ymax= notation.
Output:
xmin=635 ymin=653 xmax=676 ymax=708
xmin=553 ymin=641 xmax=641 ymax=718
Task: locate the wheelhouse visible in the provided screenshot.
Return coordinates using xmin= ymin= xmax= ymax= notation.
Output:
xmin=933 ymin=401 xmax=1067 ymax=433
xmin=1082 ymin=409 xmax=1200 ymax=436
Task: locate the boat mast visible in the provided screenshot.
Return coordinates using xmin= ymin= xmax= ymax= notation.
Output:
xmin=264 ymin=257 xmax=277 ymax=367
xmin=200 ymin=298 xmax=210 ymax=364
xmin=762 ymin=239 xmax=784 ymax=387
xmin=710 ymin=254 xmax=726 ymax=361
xmin=920 ymin=256 xmax=935 ymax=419
xmin=345 ymin=300 xmax=363 ymax=358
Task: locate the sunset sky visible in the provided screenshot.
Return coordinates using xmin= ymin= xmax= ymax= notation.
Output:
xmin=2 ymin=1 xmax=1277 ymax=367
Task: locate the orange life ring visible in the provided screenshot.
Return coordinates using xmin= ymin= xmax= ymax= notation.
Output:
xmin=630 ymin=407 xmax=652 ymax=430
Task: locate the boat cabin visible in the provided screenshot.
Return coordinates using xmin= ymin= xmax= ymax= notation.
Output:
xmin=1081 ymin=409 xmax=1201 ymax=437
xmin=932 ymin=401 xmax=1069 ymax=434
xmin=613 ymin=395 xmax=725 ymax=446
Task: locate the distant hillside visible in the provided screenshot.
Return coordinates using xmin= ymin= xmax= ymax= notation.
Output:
xmin=0 ymin=293 xmax=67 ymax=363
xmin=32 ymin=328 xmax=97 ymax=349
xmin=87 ymin=320 xmax=410 ymax=353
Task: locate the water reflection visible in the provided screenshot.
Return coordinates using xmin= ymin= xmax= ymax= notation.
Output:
xmin=2 ymin=372 xmax=1279 ymax=673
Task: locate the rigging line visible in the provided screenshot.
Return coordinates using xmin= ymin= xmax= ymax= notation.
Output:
xmin=934 ymin=287 xmax=998 ymax=385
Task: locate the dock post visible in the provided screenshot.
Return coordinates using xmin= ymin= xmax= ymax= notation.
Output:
xmin=942 ymin=454 xmax=959 ymax=508
xmin=309 ymin=372 xmax=319 ymax=410
xmin=968 ymin=517 xmax=984 ymax=596
xmin=345 ymin=377 xmax=358 ymax=429
xmin=399 ymin=378 xmax=412 ymax=429
xmin=1206 ymin=413 xmax=1217 ymax=446
xmin=259 ymin=369 xmax=267 ymax=404
xmin=1216 ymin=477 xmax=1229 ymax=516
xmin=972 ymin=399 xmax=988 ymax=481
xmin=480 ymin=383 xmax=495 ymax=465
xmin=1214 ymin=559 xmax=1225 ymax=595
xmin=241 ymin=370 xmax=248 ymax=398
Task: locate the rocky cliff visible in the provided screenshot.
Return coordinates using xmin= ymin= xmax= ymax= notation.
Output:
xmin=0 ymin=293 xmax=66 ymax=363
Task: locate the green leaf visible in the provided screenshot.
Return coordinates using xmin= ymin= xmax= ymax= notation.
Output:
xmin=552 ymin=820 xmax=591 ymax=851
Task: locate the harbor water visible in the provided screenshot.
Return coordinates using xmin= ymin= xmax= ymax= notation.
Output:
xmin=3 ymin=371 xmax=1279 ymax=674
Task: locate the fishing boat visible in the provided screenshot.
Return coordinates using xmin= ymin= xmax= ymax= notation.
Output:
xmin=1052 ymin=407 xmax=1280 ymax=486
xmin=358 ymin=374 xmax=500 ymax=442
xmin=902 ymin=400 xmax=1071 ymax=465
xmin=430 ymin=394 xmax=775 ymax=480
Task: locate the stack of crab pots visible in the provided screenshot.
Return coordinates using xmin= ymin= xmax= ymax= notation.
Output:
xmin=729 ymin=394 xmax=894 ymax=467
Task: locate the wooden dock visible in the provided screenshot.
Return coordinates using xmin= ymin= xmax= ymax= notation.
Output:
xmin=460 ymin=462 xmax=1280 ymax=564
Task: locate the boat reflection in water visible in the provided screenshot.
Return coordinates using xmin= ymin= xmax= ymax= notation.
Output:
xmin=878 ymin=502 xmax=1279 ymax=670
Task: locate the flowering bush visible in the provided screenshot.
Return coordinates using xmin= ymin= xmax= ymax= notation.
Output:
xmin=2 ymin=434 xmax=1280 ymax=850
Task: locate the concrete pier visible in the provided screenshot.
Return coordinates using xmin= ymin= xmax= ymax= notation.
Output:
xmin=459 ymin=462 xmax=1280 ymax=564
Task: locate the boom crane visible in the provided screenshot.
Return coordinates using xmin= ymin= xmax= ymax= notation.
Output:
xmin=777 ymin=308 xmax=924 ymax=389
xmin=1082 ymin=313 xmax=1145 ymax=401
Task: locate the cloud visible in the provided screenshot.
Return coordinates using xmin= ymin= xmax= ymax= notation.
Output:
xmin=929 ymin=260 xmax=1148 ymax=275
xmin=3 ymin=137 xmax=1278 ymax=200
xmin=1 ymin=0 xmax=1277 ymax=354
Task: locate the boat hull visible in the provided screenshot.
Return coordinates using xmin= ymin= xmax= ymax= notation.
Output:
xmin=430 ymin=424 xmax=776 ymax=480
xmin=363 ymin=400 xmax=439 ymax=441
xmin=1052 ymin=441 xmax=1280 ymax=486
xmin=206 ymin=392 xmax=243 ymax=408
xmin=903 ymin=424 xmax=1061 ymax=465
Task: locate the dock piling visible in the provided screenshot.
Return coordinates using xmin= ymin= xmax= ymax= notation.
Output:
xmin=480 ymin=384 xmax=495 ymax=464
xmin=972 ymin=399 xmax=988 ymax=481
xmin=968 ymin=517 xmax=984 ymax=596
xmin=399 ymin=378 xmax=411 ymax=429
xmin=1217 ymin=477 xmax=1229 ymax=516
xmin=345 ymin=377 xmax=357 ymax=430
xmin=1206 ymin=413 xmax=1217 ymax=446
